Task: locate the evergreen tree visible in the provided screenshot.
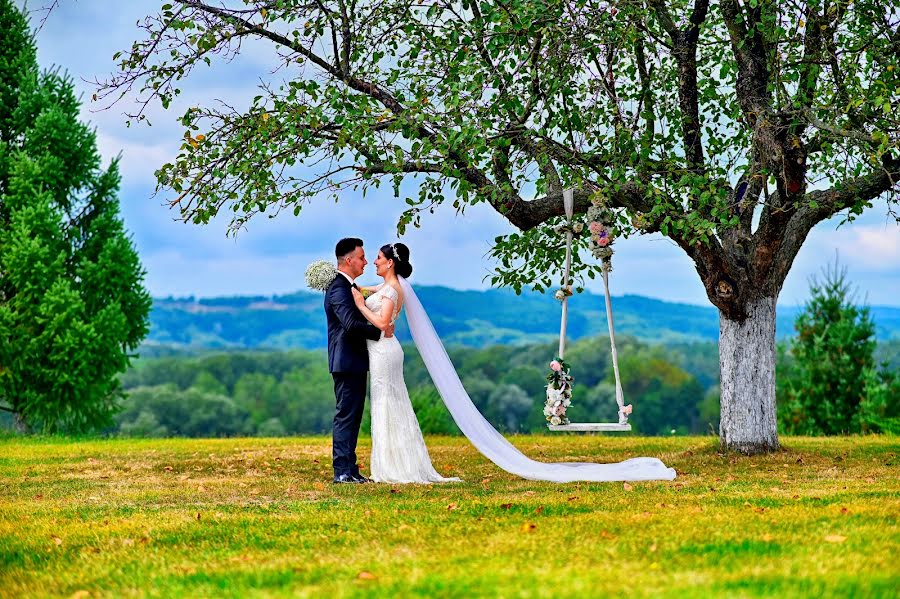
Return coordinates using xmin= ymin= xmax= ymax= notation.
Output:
xmin=0 ymin=1 xmax=151 ymax=433
xmin=778 ymin=263 xmax=876 ymax=435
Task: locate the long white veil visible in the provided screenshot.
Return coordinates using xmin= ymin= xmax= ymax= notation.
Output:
xmin=398 ymin=277 xmax=677 ymax=482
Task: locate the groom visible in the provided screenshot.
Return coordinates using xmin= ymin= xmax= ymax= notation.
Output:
xmin=325 ymin=238 xmax=393 ymax=484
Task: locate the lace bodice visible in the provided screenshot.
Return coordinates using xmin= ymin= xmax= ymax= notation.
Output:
xmin=365 ymin=283 xmax=401 ymax=321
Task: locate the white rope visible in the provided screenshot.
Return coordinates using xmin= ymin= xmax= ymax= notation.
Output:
xmin=602 ymin=265 xmax=627 ymax=423
xmin=558 ymin=189 xmax=575 ymax=359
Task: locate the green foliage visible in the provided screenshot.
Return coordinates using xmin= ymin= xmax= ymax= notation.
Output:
xmin=102 ymin=1 xmax=898 ymax=289
xmin=777 ymin=264 xmax=892 ymax=435
xmin=110 ymin=333 xmax=719 ymax=438
xmin=0 ymin=1 xmax=151 ymax=433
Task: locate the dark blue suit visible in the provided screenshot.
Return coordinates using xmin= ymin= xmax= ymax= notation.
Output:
xmin=325 ymin=273 xmax=382 ymax=476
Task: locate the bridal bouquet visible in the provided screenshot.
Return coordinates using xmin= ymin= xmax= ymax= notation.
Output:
xmin=305 ymin=259 xmax=338 ymax=291
xmin=544 ymin=358 xmax=573 ymax=426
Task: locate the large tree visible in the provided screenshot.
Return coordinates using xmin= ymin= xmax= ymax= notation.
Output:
xmin=0 ymin=0 xmax=151 ymax=433
xmin=100 ymin=0 xmax=898 ymax=453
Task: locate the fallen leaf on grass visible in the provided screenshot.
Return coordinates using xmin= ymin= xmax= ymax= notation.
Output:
xmin=567 ymin=496 xmax=579 ymax=501
xmin=163 ymin=466 xmax=173 ymax=472
xmin=357 ymin=571 xmax=377 ymax=580
xmin=521 ymin=522 xmax=536 ymax=533
xmin=313 ymin=482 xmax=325 ymax=491
xmin=522 ymin=491 xmax=536 ymax=497
xmin=196 ymin=513 xmax=201 ymax=521
xmin=480 ymin=478 xmax=491 ymax=484
xmin=447 ymin=503 xmax=458 ymax=511
xmin=825 ymin=535 xmax=846 ymax=543
xmin=500 ymin=503 xmax=512 ymax=510
xmin=623 ymin=483 xmax=633 ymax=492
xmin=535 ymin=506 xmax=544 ymax=514
xmin=390 ymin=488 xmax=401 ymax=494
xmin=599 ymin=530 xmax=617 ymax=540
xmin=52 ymin=536 xmax=62 ymax=546
xmin=840 ymin=507 xmax=850 ymax=514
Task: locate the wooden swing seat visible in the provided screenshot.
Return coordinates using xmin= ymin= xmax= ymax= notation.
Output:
xmin=548 ymin=422 xmax=631 ymax=432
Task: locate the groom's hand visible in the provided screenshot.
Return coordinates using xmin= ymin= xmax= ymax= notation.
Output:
xmin=384 ymin=322 xmax=395 ymax=338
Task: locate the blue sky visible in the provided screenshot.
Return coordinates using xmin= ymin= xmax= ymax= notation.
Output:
xmin=25 ymin=1 xmax=900 ymax=306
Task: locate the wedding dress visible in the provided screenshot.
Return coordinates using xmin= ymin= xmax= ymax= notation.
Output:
xmin=367 ymin=284 xmax=460 ymax=483
xmin=396 ymin=276 xmax=677 ymax=483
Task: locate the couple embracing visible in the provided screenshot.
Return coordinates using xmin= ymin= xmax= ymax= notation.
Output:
xmin=325 ymin=237 xmax=677 ymax=485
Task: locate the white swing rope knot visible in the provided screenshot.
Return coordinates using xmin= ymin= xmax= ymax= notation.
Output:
xmin=552 ymin=188 xmax=631 ymax=430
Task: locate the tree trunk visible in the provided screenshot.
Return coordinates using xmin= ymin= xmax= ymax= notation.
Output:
xmin=13 ymin=410 xmax=29 ymax=434
xmin=719 ymin=296 xmax=779 ymax=454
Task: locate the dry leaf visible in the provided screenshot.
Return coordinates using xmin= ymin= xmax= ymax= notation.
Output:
xmin=567 ymin=496 xmax=579 ymax=501
xmin=163 ymin=466 xmax=173 ymax=472
xmin=825 ymin=535 xmax=846 ymax=543
xmin=52 ymin=536 xmax=63 ymax=546
xmin=447 ymin=503 xmax=459 ymax=511
xmin=535 ymin=506 xmax=544 ymax=514
xmin=521 ymin=522 xmax=536 ymax=533
xmin=390 ymin=488 xmax=401 ymax=494
xmin=313 ymin=482 xmax=325 ymax=491
xmin=196 ymin=512 xmax=201 ymax=521
xmin=500 ymin=503 xmax=512 ymax=510
xmin=357 ymin=571 xmax=376 ymax=580
xmin=600 ymin=530 xmax=617 ymax=540
xmin=523 ymin=491 xmax=536 ymax=497
xmin=840 ymin=507 xmax=849 ymax=514
xmin=623 ymin=483 xmax=633 ymax=492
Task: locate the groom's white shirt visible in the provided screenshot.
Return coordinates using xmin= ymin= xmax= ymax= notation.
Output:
xmin=337 ymin=271 xmax=356 ymax=286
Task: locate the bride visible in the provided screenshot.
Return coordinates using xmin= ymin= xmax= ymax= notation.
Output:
xmin=352 ymin=242 xmax=676 ymax=484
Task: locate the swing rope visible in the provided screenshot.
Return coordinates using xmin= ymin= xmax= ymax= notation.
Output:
xmin=553 ymin=189 xmax=630 ymax=429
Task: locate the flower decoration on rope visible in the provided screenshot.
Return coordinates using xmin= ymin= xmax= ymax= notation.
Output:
xmin=544 ymin=357 xmax=573 ymax=426
xmin=587 ymin=194 xmax=617 ymax=268
xmin=554 ymin=286 xmax=574 ymax=302
xmin=305 ymin=259 xmax=338 ymax=291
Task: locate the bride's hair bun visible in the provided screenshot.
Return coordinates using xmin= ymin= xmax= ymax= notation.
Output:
xmin=382 ymin=242 xmax=413 ymax=278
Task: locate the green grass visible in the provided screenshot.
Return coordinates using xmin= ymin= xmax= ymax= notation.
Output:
xmin=1 ymin=435 xmax=897 ymax=598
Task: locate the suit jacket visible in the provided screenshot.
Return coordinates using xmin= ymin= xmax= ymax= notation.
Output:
xmin=325 ymin=274 xmax=383 ymax=373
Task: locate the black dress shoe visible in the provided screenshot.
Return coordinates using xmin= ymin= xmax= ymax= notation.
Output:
xmin=333 ymin=473 xmax=362 ymax=484
xmin=350 ymin=473 xmax=371 ymax=483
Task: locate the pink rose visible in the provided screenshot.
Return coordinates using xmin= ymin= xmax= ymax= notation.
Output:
xmin=622 ymin=404 xmax=633 ymax=415
xmin=588 ymin=221 xmax=604 ymax=234
xmin=554 ymin=404 xmax=566 ymax=416
xmin=598 ymin=237 xmax=610 ymax=247
xmin=549 ymin=360 xmax=562 ymax=372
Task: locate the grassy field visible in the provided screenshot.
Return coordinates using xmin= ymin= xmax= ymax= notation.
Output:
xmin=0 ymin=435 xmax=897 ymax=598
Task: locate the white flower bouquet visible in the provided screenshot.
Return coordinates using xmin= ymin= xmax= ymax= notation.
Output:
xmin=305 ymin=259 xmax=338 ymax=291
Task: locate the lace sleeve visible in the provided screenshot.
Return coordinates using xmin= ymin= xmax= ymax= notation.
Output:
xmin=381 ymin=284 xmax=398 ymax=302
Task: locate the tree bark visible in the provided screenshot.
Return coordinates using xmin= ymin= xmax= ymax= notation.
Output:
xmin=13 ymin=410 xmax=29 ymax=434
xmin=718 ymin=296 xmax=779 ymax=455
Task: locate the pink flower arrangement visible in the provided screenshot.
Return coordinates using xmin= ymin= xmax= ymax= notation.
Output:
xmin=549 ymin=360 xmax=562 ymax=372
xmin=588 ymin=221 xmax=604 ymax=235
xmin=622 ymin=404 xmax=633 ymax=415
xmin=597 ymin=236 xmax=610 ymax=247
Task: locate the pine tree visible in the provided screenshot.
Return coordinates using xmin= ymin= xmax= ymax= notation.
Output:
xmin=778 ymin=262 xmax=876 ymax=435
xmin=0 ymin=0 xmax=151 ymax=433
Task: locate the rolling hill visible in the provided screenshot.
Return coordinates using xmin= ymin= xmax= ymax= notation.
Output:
xmin=146 ymin=286 xmax=900 ymax=350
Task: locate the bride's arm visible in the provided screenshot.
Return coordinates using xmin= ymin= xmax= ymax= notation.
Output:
xmin=351 ymin=288 xmax=394 ymax=331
